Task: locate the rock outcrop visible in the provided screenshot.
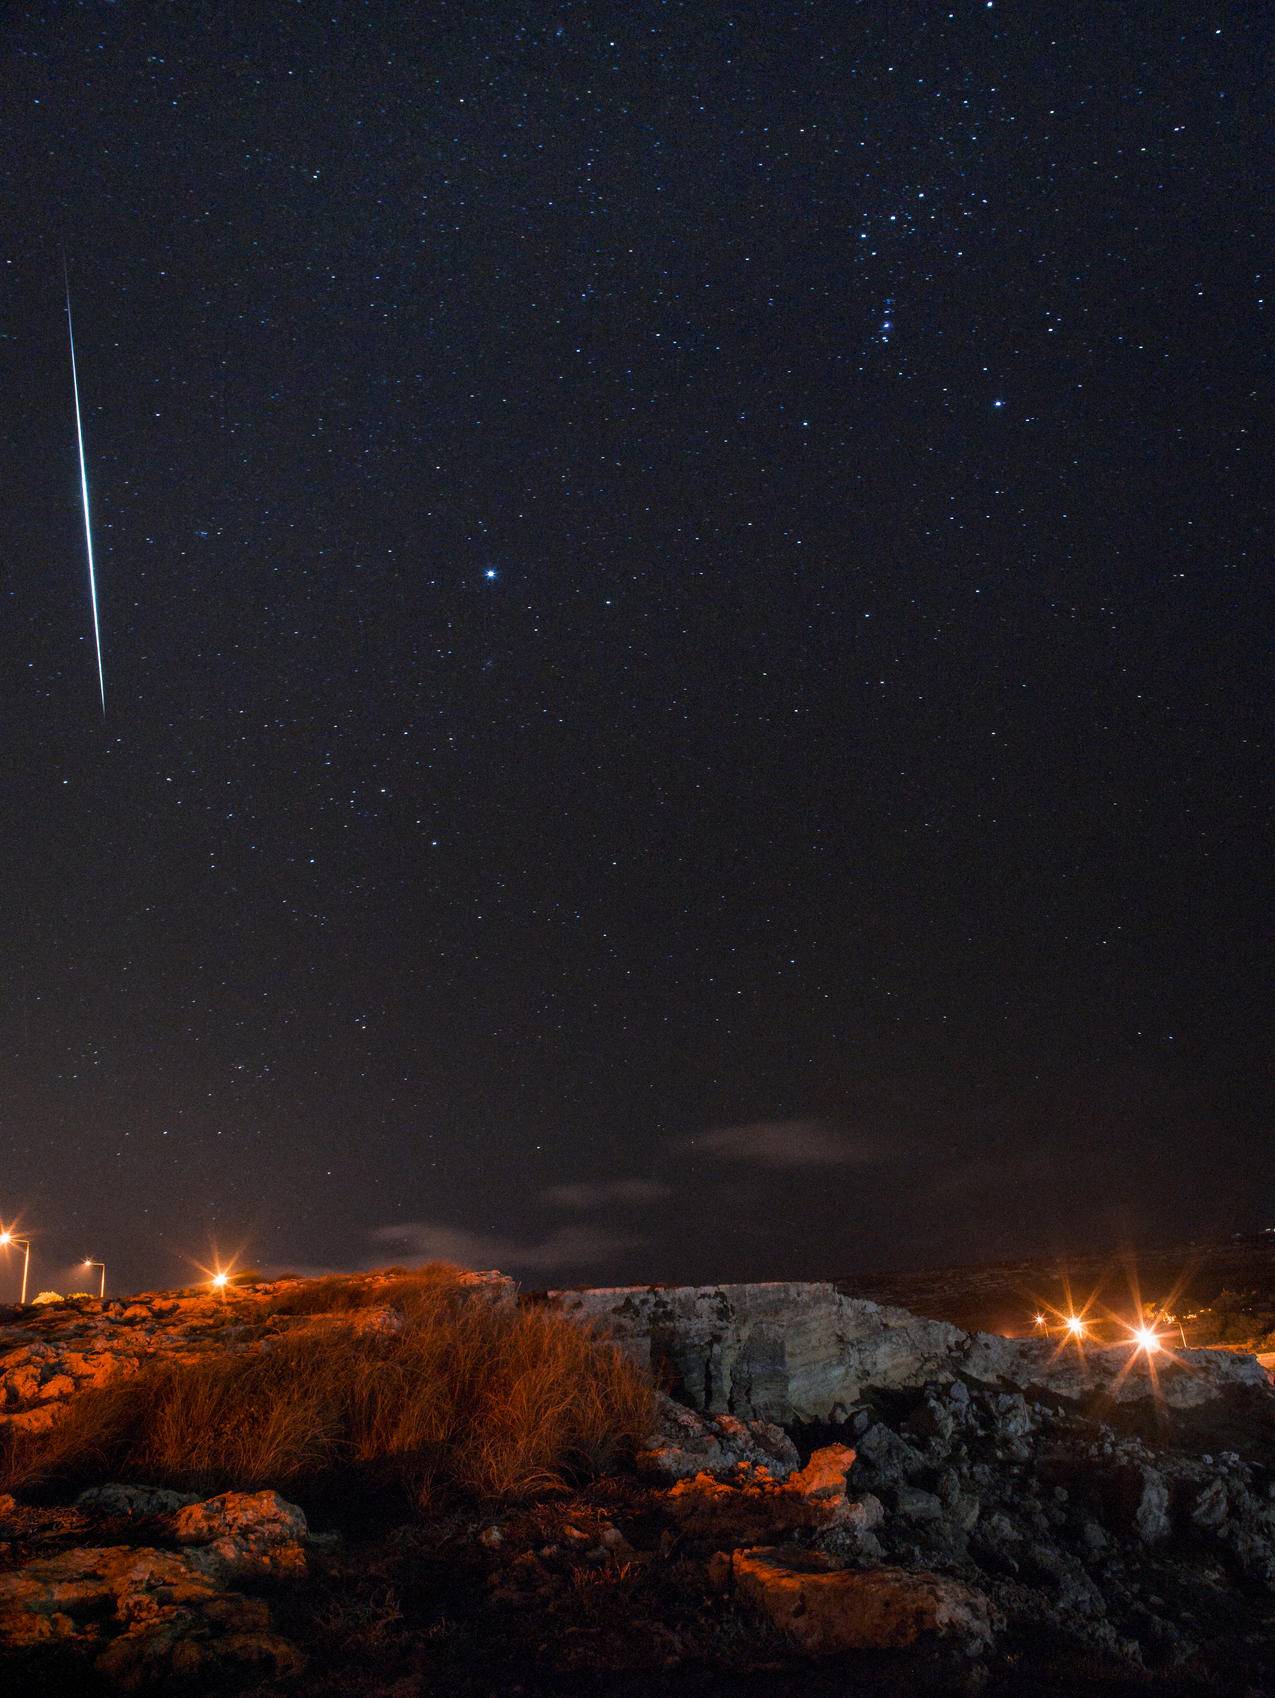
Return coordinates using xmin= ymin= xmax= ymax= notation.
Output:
xmin=174 ymin=1489 xmax=311 ymax=1582
xmin=547 ymin=1281 xmax=1268 ymax=1422
xmin=636 ymin=1389 xmax=801 ymax=1481
xmin=0 ymin=1488 xmax=314 ymax=1686
xmin=668 ymin=1444 xmax=861 ymax=1544
xmin=721 ymin=1545 xmax=996 ymax=1657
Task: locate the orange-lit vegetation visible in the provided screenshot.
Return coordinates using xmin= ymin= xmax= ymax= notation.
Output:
xmin=0 ymin=1266 xmax=653 ymax=1506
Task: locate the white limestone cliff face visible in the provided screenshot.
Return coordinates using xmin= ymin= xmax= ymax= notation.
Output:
xmin=545 ymin=1281 xmax=1268 ymax=1421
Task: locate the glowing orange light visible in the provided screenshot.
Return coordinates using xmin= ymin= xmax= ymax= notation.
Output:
xmin=1033 ymin=1313 xmax=1047 ymax=1327
xmin=1132 ymin=1325 xmax=1162 ymax=1353
xmin=1065 ymin=1314 xmax=1085 ymax=1337
xmin=210 ymin=1271 xmax=229 ymax=1290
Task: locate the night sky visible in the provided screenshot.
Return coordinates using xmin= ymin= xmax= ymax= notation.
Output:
xmin=2 ymin=3 xmax=1269 ymax=1299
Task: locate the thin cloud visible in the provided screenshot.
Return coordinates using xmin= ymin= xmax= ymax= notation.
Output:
xmin=685 ymin=1118 xmax=886 ymax=1169
xmin=369 ymin=1220 xmax=642 ymax=1272
xmin=542 ymin=1178 xmax=671 ymax=1210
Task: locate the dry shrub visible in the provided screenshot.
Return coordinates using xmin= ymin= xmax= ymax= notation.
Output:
xmin=2 ymin=1268 xmax=653 ymax=1507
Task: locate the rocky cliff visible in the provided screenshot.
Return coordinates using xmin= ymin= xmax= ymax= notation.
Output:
xmin=545 ymin=1279 xmax=1268 ymax=1422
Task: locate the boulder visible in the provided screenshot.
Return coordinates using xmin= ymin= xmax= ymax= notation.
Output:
xmin=667 ymin=1444 xmax=859 ymax=1545
xmin=77 ymin=1484 xmax=202 ymax=1518
xmin=724 ymin=1545 xmax=996 ymax=1656
xmin=1187 ymin=1475 xmax=1229 ymax=1533
xmin=893 ymin=1484 xmax=944 ymax=1524
xmin=788 ymin=1443 xmax=859 ymax=1520
xmin=1106 ymin=1461 xmax=1172 ymax=1544
xmin=857 ymin=1421 xmax=928 ymax=1476
xmin=903 ymin=1392 xmax=957 ymax=1444
xmin=174 ymin=1490 xmax=310 ymax=1580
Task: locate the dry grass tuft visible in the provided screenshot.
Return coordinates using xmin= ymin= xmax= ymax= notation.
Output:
xmin=250 ymin=1261 xmax=466 ymax=1319
xmin=0 ymin=1267 xmax=653 ymax=1508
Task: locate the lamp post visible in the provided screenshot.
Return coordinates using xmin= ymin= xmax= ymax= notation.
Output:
xmin=0 ymin=1230 xmax=32 ymax=1306
xmin=83 ymin=1259 xmax=106 ymax=1300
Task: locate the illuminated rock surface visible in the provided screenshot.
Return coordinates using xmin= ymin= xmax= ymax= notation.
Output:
xmin=722 ymin=1545 xmax=996 ymax=1657
xmin=547 ymin=1280 xmax=1269 ymax=1420
xmin=0 ymin=1484 xmax=317 ymax=1682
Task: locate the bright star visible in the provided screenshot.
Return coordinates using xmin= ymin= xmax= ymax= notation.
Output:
xmin=993 ymin=399 xmax=1005 ymax=409
xmin=483 ymin=568 xmax=499 ymax=581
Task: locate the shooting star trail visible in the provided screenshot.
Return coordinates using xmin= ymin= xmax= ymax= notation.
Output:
xmin=65 ymin=276 xmax=105 ymax=715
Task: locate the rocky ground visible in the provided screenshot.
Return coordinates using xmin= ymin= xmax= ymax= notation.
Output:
xmin=3 ymin=1275 xmax=1274 ymax=1695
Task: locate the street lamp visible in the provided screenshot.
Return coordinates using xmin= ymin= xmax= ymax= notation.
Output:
xmin=210 ymin=1271 xmax=229 ymax=1291
xmin=83 ymin=1259 xmax=106 ymax=1300
xmin=1065 ymin=1314 xmax=1086 ymax=1339
xmin=0 ymin=1229 xmax=32 ymax=1306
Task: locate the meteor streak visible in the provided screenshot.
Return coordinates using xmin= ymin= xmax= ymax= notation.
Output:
xmin=65 ymin=275 xmax=105 ymax=714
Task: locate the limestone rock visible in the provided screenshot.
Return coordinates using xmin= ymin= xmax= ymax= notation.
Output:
xmin=546 ymin=1281 xmax=961 ymax=1422
xmin=853 ymin=1421 xmax=927 ymax=1483
xmin=174 ymin=1489 xmax=310 ymax=1580
xmin=77 ymin=1484 xmax=202 ymax=1518
xmin=1188 ymin=1475 xmax=1229 ymax=1533
xmin=667 ymin=1444 xmax=857 ymax=1545
xmin=1106 ymin=1461 xmax=1171 ymax=1544
xmin=544 ymin=1281 xmax=1269 ymax=1424
xmin=97 ymin=1589 xmax=301 ymax=1689
xmin=787 ymin=1442 xmax=859 ymax=1518
xmin=894 ymin=1484 xmax=944 ymax=1524
xmin=636 ymin=1390 xmax=800 ymax=1482
xmin=0 ymin=1543 xmax=301 ymax=1685
xmin=725 ymin=1545 xmax=996 ymax=1656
